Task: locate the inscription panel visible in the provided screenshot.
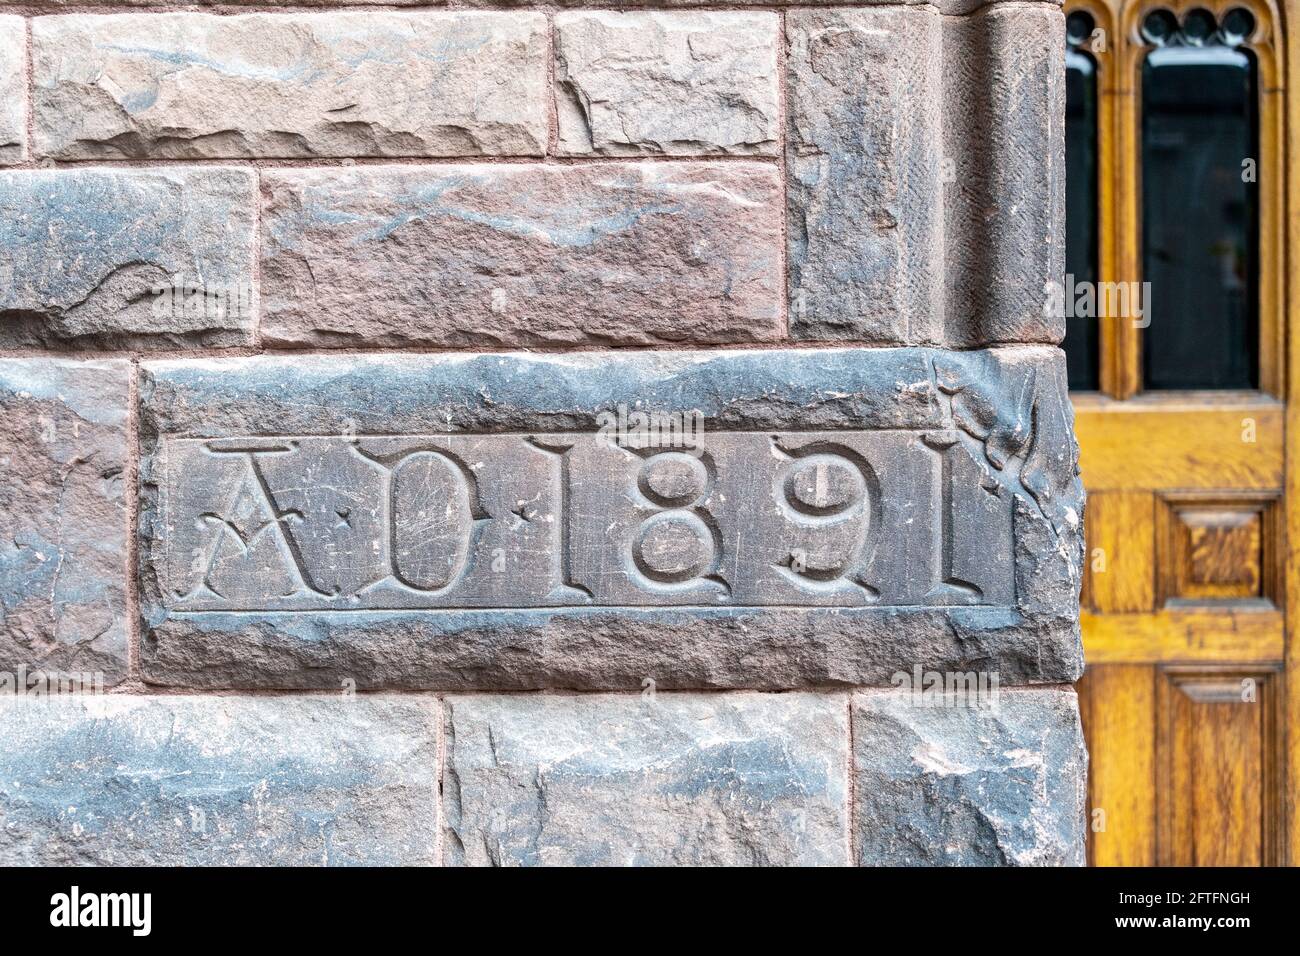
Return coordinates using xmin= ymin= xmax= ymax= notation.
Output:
xmin=138 ymin=347 xmax=1083 ymax=689
xmin=161 ymin=430 xmax=1015 ymax=611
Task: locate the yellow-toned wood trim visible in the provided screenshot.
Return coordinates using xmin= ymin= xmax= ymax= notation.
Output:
xmin=1280 ymin=0 xmax=1300 ymax=871
xmin=1254 ymin=1 xmax=1288 ymax=396
xmin=1113 ymin=2 xmax=1142 ymax=398
xmin=1073 ymin=396 xmax=1284 ymax=489
xmin=1082 ymin=609 xmax=1285 ymax=662
xmin=1070 ymin=0 xmax=1286 ymax=397
xmin=1067 ymin=0 xmax=1124 ymax=396
xmin=1155 ymin=664 xmax=1285 ymax=865
xmin=1085 ymin=491 xmax=1157 ymax=612
xmin=1078 ymin=665 xmax=1158 ymax=865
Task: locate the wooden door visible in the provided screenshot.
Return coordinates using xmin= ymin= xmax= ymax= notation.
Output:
xmin=1063 ymin=0 xmax=1297 ymax=866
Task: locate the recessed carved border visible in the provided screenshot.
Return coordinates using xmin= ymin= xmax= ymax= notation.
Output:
xmin=1155 ymin=663 xmax=1283 ymax=865
xmin=1155 ymin=490 xmax=1281 ymax=609
xmin=136 ymin=346 xmax=1085 ymax=689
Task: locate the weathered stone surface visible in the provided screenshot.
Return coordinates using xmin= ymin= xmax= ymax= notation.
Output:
xmin=32 ymin=12 xmax=548 ymax=160
xmin=0 ymin=18 xmax=23 ymax=165
xmin=0 ymin=695 xmax=437 ymax=865
xmin=570 ymin=0 xmax=1058 ymax=11
xmin=556 ymin=12 xmax=779 ymax=156
xmin=942 ymin=5 xmax=1065 ymax=345
xmin=0 ymin=0 xmax=1054 ymax=12
xmin=5 ymin=0 xmax=428 ymax=4
xmin=853 ymin=688 xmax=1087 ymax=866
xmin=786 ymin=7 xmax=943 ymax=344
xmin=786 ymin=5 xmax=1065 ymax=346
xmin=445 ymin=692 xmax=847 ymax=865
xmin=139 ymin=346 xmax=1084 ymax=689
xmin=0 ymin=167 xmax=256 ymax=348
xmin=259 ymin=163 xmax=782 ymax=347
xmin=0 ymin=360 xmax=129 ymax=687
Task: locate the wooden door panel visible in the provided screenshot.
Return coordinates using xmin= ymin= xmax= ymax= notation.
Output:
xmin=1084 ymin=491 xmax=1155 ymax=613
xmin=1155 ymin=667 xmax=1283 ymax=866
xmin=1080 ymin=663 xmax=1284 ymax=867
xmin=1075 ymin=389 xmax=1287 ymax=862
xmin=1153 ymin=492 xmax=1283 ymax=609
xmin=1079 ymin=665 xmax=1156 ymax=866
xmin=1181 ymin=518 xmax=1262 ymax=598
xmin=1077 ymin=403 xmax=1286 ymax=865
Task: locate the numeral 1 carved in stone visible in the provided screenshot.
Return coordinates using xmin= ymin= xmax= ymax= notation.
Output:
xmin=916 ymin=431 xmax=1014 ymax=606
xmin=527 ymin=437 xmax=594 ymax=602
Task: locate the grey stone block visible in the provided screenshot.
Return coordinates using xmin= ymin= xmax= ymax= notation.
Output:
xmin=259 ymin=162 xmax=782 ymax=347
xmin=0 ymin=167 xmax=257 ymax=348
xmin=0 ymin=694 xmax=437 ymax=865
xmin=0 ymin=18 xmax=23 ymax=165
xmin=445 ymin=692 xmax=848 ymax=865
xmin=32 ymin=12 xmax=548 ymax=160
xmin=9 ymin=0 xmax=428 ymax=4
xmin=786 ymin=5 xmax=1065 ymax=346
xmin=555 ymin=12 xmax=780 ymax=156
xmin=138 ymin=346 xmax=1084 ymax=689
xmin=1 ymin=0 xmax=1056 ymax=11
xmin=503 ymin=0 xmax=1057 ymax=12
xmin=0 ymin=359 xmax=129 ymax=687
xmin=942 ymin=5 xmax=1065 ymax=346
xmin=786 ymin=7 xmax=944 ymax=344
xmin=853 ymin=687 xmax=1087 ymax=866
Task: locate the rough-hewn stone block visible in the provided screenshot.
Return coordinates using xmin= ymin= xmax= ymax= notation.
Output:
xmin=0 ymin=360 xmax=129 ymax=687
xmin=786 ymin=5 xmax=1065 ymax=346
xmin=32 ymin=12 xmax=548 ymax=160
xmin=1 ymin=0 xmax=1056 ymax=11
xmin=0 ymin=695 xmax=437 ymax=865
xmin=445 ymin=692 xmax=847 ymax=865
xmin=556 ymin=12 xmax=779 ymax=156
xmin=8 ymin=0 xmax=425 ymax=4
xmin=0 ymin=167 xmax=257 ymax=348
xmin=786 ymin=6 xmax=943 ymax=344
xmin=853 ymin=687 xmax=1087 ymax=866
xmin=259 ymin=163 xmax=782 ymax=347
xmin=942 ymin=5 xmax=1065 ymax=346
xmin=139 ymin=346 xmax=1083 ymax=689
xmin=0 ymin=18 xmax=23 ymax=165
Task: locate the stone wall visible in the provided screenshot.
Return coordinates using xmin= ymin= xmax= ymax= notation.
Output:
xmin=0 ymin=0 xmax=1086 ymax=866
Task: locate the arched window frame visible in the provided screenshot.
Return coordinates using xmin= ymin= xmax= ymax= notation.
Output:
xmin=1064 ymin=0 xmax=1285 ymax=398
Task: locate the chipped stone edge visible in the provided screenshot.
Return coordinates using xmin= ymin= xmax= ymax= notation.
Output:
xmin=136 ymin=346 xmax=1083 ymax=689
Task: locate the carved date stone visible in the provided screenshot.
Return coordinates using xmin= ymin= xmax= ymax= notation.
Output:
xmin=139 ymin=347 xmax=1083 ymax=689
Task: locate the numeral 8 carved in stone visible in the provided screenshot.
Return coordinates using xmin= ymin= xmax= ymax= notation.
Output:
xmin=629 ymin=451 xmax=727 ymax=594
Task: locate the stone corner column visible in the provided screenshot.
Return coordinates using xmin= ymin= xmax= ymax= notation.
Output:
xmin=785 ymin=0 xmax=1085 ymax=866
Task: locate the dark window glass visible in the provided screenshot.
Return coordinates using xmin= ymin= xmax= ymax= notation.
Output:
xmin=1141 ymin=11 xmax=1259 ymax=390
xmin=1065 ymin=39 xmax=1100 ymax=391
